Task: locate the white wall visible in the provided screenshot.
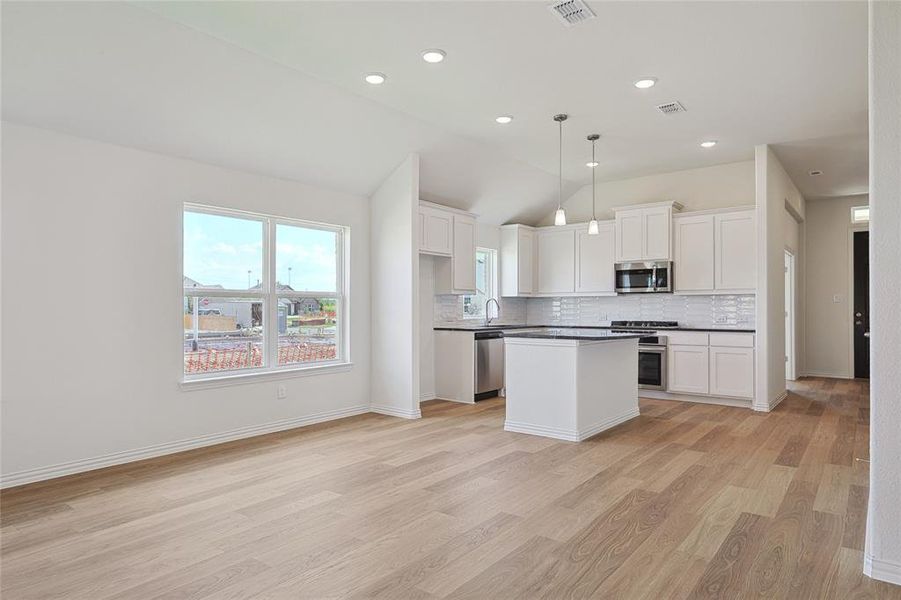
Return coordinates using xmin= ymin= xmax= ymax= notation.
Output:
xmin=369 ymin=155 xmax=421 ymax=419
xmin=0 ymin=123 xmax=372 ymax=485
xmin=804 ymin=194 xmax=868 ymax=378
xmin=755 ymin=145 xmax=805 ymax=411
xmin=539 ymin=160 xmax=755 ymax=226
xmin=784 ymin=207 xmax=804 ymax=378
xmin=865 ymin=0 xmax=901 ymax=585
xmin=419 ymin=255 xmax=436 ymax=401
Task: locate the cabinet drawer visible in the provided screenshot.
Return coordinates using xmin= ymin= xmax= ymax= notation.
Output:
xmin=666 ymin=331 xmax=709 ymax=346
xmin=709 ymin=332 xmax=755 ymax=348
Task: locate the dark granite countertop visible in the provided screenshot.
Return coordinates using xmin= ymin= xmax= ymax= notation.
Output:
xmin=434 ymin=324 xmax=755 ymax=333
xmin=432 ymin=324 xmax=533 ymax=332
xmin=503 ymin=328 xmax=645 ymax=341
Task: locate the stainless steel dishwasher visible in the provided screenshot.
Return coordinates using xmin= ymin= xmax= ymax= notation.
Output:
xmin=474 ymin=331 xmax=505 ymax=400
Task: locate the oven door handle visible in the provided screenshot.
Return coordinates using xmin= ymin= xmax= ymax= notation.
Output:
xmin=638 ymin=346 xmax=666 ymax=354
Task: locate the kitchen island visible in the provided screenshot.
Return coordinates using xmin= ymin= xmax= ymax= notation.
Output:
xmin=502 ymin=328 xmax=643 ymax=442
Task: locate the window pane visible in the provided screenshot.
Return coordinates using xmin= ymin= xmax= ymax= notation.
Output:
xmin=184 ymin=296 xmax=264 ymax=375
xmin=852 ymin=206 xmax=869 ymax=223
xmin=278 ymin=297 xmax=338 ymax=364
xmin=464 ymin=249 xmax=492 ymax=318
xmin=184 ymin=211 xmax=264 ymax=291
xmin=276 ymin=224 xmax=338 ymax=292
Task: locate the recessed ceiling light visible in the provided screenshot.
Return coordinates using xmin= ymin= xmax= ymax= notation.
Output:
xmin=809 ymin=170 xmax=823 ymax=176
xmin=495 ymin=115 xmax=513 ymax=124
xmin=421 ymin=49 xmax=446 ymax=63
xmin=586 ymin=161 xmax=599 ymax=168
xmin=700 ymin=140 xmax=717 ymax=148
xmin=633 ymin=77 xmax=657 ymax=89
xmin=364 ymin=72 xmax=386 ymax=85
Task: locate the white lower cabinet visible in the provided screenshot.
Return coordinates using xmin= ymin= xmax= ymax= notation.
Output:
xmin=667 ymin=345 xmax=710 ymax=394
xmin=709 ymin=346 xmax=755 ymax=398
xmin=666 ymin=332 xmax=755 ymax=401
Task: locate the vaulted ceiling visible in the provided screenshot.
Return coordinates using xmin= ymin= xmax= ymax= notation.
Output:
xmin=2 ymin=1 xmax=868 ymax=223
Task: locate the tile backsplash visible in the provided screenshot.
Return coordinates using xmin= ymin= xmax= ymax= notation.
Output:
xmin=526 ymin=294 xmax=755 ymax=328
xmin=433 ymin=293 xmax=755 ymax=329
xmin=434 ymin=294 xmax=528 ymax=326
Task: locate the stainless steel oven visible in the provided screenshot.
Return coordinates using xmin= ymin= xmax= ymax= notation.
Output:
xmin=615 ymin=261 xmax=673 ymax=293
xmin=637 ymin=339 xmax=667 ymax=390
xmin=610 ymin=321 xmax=675 ymax=390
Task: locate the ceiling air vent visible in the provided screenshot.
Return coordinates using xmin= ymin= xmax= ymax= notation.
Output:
xmin=548 ymin=0 xmax=596 ymax=27
xmin=656 ymin=101 xmax=686 ymax=115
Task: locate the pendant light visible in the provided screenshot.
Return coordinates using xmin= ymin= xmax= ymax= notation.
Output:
xmin=553 ymin=113 xmax=568 ymax=226
xmin=587 ymin=134 xmax=600 ymax=235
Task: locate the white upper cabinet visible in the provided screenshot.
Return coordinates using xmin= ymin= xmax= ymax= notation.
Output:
xmin=643 ymin=206 xmax=671 ymax=261
xmin=576 ymin=222 xmax=615 ymax=293
xmin=673 ymin=208 xmax=756 ymax=295
xmin=673 ymin=214 xmax=715 ymax=292
xmin=500 ymin=225 xmax=535 ymax=297
xmin=537 ymin=228 xmax=576 ymax=294
xmin=452 ymin=214 xmax=476 ymax=292
xmin=614 ymin=202 xmax=680 ymax=262
xmin=419 ymin=205 xmax=453 ymax=256
xmin=420 ymin=201 xmax=477 ymax=295
xmin=715 ymin=210 xmax=756 ymax=292
xmin=615 ymin=209 xmax=644 ymax=262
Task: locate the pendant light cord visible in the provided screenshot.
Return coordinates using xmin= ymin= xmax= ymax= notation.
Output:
xmin=592 ymin=138 xmax=596 ymax=219
xmin=558 ymin=119 xmax=563 ymax=210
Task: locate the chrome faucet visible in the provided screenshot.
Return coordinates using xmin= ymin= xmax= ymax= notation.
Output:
xmin=485 ymin=298 xmax=500 ymax=327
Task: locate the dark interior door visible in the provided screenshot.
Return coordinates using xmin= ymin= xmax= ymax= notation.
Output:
xmin=853 ymin=231 xmax=869 ymax=378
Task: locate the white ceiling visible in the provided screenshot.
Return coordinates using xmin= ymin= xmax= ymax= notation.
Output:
xmin=772 ymin=133 xmax=869 ymax=199
xmin=2 ymin=1 xmax=869 ymax=224
xmin=139 ymin=0 xmax=869 ymax=190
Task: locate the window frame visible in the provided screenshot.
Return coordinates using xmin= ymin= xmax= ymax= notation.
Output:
xmin=463 ymin=247 xmax=498 ymax=320
xmin=851 ymin=205 xmax=870 ymax=224
xmin=182 ymin=203 xmax=350 ymax=384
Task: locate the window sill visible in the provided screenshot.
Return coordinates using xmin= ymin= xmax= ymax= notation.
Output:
xmin=180 ymin=362 xmax=353 ymax=391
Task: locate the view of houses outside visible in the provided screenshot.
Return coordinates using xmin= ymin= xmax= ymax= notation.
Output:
xmin=183 ymin=210 xmax=340 ymax=375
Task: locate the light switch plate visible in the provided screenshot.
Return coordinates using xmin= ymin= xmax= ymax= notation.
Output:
xmin=833 ymin=294 xmax=843 ymax=303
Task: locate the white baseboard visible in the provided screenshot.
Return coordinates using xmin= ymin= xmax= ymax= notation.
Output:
xmin=505 ymin=408 xmax=640 ymax=442
xmin=577 ymin=408 xmax=641 ymax=440
xmin=864 ymin=554 xmax=901 ymax=586
xmin=504 ymin=420 xmax=580 ymax=441
xmin=802 ymin=370 xmax=853 ymax=379
xmin=370 ymin=404 xmax=422 ymax=419
xmin=0 ymin=404 xmax=370 ymax=490
xmin=419 ymin=391 xmax=436 ymax=402
xmin=752 ymin=390 xmax=787 ymax=412
xmin=640 ymin=390 xmax=751 ymax=409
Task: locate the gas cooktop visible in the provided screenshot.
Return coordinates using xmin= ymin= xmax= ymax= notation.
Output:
xmin=609 ymin=320 xmax=679 ymax=330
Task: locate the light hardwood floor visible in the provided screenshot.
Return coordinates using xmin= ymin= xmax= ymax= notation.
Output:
xmin=2 ymin=378 xmax=900 ymax=599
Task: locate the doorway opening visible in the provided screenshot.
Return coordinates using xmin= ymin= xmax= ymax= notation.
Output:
xmin=852 ymin=230 xmax=870 ymax=378
xmin=785 ymin=250 xmax=796 ymax=380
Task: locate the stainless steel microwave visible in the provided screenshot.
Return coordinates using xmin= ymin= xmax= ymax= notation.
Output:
xmin=614 ymin=261 xmax=673 ymax=293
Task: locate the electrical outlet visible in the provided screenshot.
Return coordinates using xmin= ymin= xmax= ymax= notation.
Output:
xmin=715 ymin=316 xmax=729 ymax=324
xmin=833 ymin=294 xmax=843 ymax=304
xmin=277 ymin=384 xmax=287 ymax=399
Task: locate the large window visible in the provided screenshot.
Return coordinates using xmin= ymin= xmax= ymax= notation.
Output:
xmin=183 ymin=205 xmax=348 ymax=379
xmin=463 ymin=248 xmax=497 ymax=319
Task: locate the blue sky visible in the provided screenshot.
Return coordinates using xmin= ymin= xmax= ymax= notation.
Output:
xmin=184 ymin=211 xmax=336 ymax=292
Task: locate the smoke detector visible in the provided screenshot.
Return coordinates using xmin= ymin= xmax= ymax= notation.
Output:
xmin=548 ymin=0 xmax=596 ymax=27
xmin=656 ymin=101 xmax=687 ymax=115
